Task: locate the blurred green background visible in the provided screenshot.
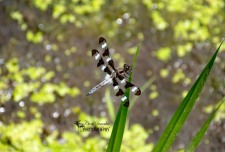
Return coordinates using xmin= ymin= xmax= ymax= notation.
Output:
xmin=0 ymin=0 xmax=225 ymax=151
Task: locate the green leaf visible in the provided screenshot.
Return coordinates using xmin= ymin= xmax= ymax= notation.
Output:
xmin=6 ymin=58 xmax=19 ymax=73
xmin=69 ymin=87 xmax=81 ymax=97
xmin=10 ymin=11 xmax=23 ymax=23
xmin=153 ymin=41 xmax=223 ymax=152
xmin=33 ymin=0 xmax=52 ymax=11
xmin=107 ymin=44 xmax=141 ymax=152
xmin=154 ymin=47 xmax=171 ymax=62
xmin=13 ymin=83 xmax=27 ymax=102
xmin=24 ymin=67 xmax=46 ymax=80
xmin=30 ymin=83 xmax=56 ymax=103
xmin=55 ymin=82 xmax=70 ymax=96
xmin=42 ymin=71 xmax=55 ymax=81
xmin=106 ymin=104 xmax=128 ymax=152
xmin=185 ymin=99 xmax=225 ymax=152
xmin=105 ymin=88 xmax=115 ymax=121
xmin=26 ymin=30 xmax=43 ymax=43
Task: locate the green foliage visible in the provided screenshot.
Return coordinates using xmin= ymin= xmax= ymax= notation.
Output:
xmin=26 ymin=31 xmax=43 ymax=43
xmin=72 ymin=0 xmax=104 ymax=15
xmin=10 ymin=11 xmax=27 ymax=30
xmin=2 ymin=0 xmax=225 ymax=151
xmin=23 ymin=67 xmax=46 ymax=80
xmin=153 ymin=41 xmax=223 ymax=152
xmin=172 ymin=68 xmax=186 ymax=83
xmin=122 ymin=124 xmax=154 ymax=151
xmin=50 ymin=0 xmax=105 ymax=25
xmin=6 ymin=58 xmax=19 ymax=73
xmin=0 ymin=111 xmax=151 ymax=152
xmin=142 ymin=0 xmax=225 ymax=60
xmin=33 ymin=0 xmax=52 ymax=11
xmin=0 ymin=58 xmax=80 ymax=104
xmin=151 ymin=11 xmax=168 ymax=30
xmin=10 ymin=11 xmax=23 ymax=25
xmin=160 ymin=68 xmax=169 ymax=78
xmin=176 ymin=43 xmax=192 ymax=57
xmin=105 ymin=88 xmax=115 ymax=121
xmin=0 ymin=120 xmax=44 ymax=152
xmin=30 ymin=83 xmax=56 ymax=103
xmin=13 ymin=82 xmax=40 ymax=102
xmin=154 ymin=47 xmax=171 ymax=62
xmin=185 ymin=100 xmax=225 ymax=152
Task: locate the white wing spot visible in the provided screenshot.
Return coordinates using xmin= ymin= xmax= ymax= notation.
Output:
xmin=131 ymin=87 xmax=138 ymax=92
xmin=121 ymin=96 xmax=127 ymax=102
xmin=106 ymin=57 xmax=111 ymax=62
xmin=121 ymin=79 xmax=126 ymax=84
xmin=114 ymin=86 xmax=119 ymax=90
xmin=95 ymin=54 xmax=100 ymax=60
xmin=105 ymin=74 xmax=111 ymax=79
xmin=108 ymin=78 xmax=113 ymax=84
xmin=101 ymin=65 xmax=106 ymax=71
xmin=101 ymin=42 xmax=107 ymax=49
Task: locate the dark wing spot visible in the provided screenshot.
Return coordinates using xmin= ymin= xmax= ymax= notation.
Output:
xmin=116 ymin=89 xmax=124 ymax=96
xmin=135 ymin=89 xmax=141 ymax=96
xmin=104 ymin=67 xmax=112 ymax=75
xmin=97 ymin=58 xmax=104 ymax=67
xmin=102 ymin=48 xmax=110 ymax=56
xmin=99 ymin=37 xmax=106 ymax=44
xmin=108 ymin=60 xmax=116 ymax=70
xmin=112 ymin=78 xmax=119 ymax=86
xmin=92 ymin=49 xmax=99 ymax=56
xmin=117 ymin=74 xmax=124 ymax=81
xmin=124 ymin=82 xmax=135 ymax=88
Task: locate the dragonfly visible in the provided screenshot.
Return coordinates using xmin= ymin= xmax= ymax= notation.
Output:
xmin=87 ymin=37 xmax=141 ymax=107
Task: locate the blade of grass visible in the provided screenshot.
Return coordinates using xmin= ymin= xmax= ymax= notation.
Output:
xmin=106 ymin=105 xmax=128 ymax=152
xmin=127 ymin=44 xmax=141 ymax=90
xmin=153 ymin=41 xmax=223 ymax=152
xmin=105 ymin=88 xmax=115 ymax=121
xmin=106 ymin=44 xmax=141 ymax=152
xmin=185 ymin=99 xmax=225 ymax=152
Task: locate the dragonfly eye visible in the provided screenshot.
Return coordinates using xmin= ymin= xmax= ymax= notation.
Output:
xmin=124 ymin=64 xmax=130 ymax=70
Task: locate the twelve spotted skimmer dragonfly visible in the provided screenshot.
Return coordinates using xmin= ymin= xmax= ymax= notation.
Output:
xmin=87 ymin=37 xmax=141 ymax=107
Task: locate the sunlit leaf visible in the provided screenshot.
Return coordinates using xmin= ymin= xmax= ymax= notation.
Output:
xmin=153 ymin=40 xmax=223 ymax=152
xmin=152 ymin=11 xmax=168 ymax=30
xmin=30 ymin=83 xmax=56 ymax=103
xmin=33 ymin=0 xmax=52 ymax=11
xmin=53 ymin=4 xmax=66 ymax=19
xmin=13 ymin=82 xmax=40 ymax=102
xmin=31 ymin=92 xmax=55 ymax=103
xmin=24 ymin=67 xmax=46 ymax=80
xmin=185 ymin=100 xmax=225 ymax=152
xmin=160 ymin=68 xmax=169 ymax=78
xmin=154 ymin=47 xmax=171 ymax=62
xmin=6 ymin=58 xmax=19 ymax=73
xmin=172 ymin=68 xmax=186 ymax=83
xmin=151 ymin=109 xmax=159 ymax=117
xmin=70 ymin=87 xmax=81 ymax=97
xmin=10 ymin=11 xmax=23 ymax=24
xmin=17 ymin=111 xmax=26 ymax=118
xmin=149 ymin=91 xmax=159 ymax=100
xmin=26 ymin=31 xmax=43 ymax=43
xmin=42 ymin=71 xmax=55 ymax=81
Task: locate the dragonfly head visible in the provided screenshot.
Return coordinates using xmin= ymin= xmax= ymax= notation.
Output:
xmin=123 ymin=64 xmax=132 ymax=75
